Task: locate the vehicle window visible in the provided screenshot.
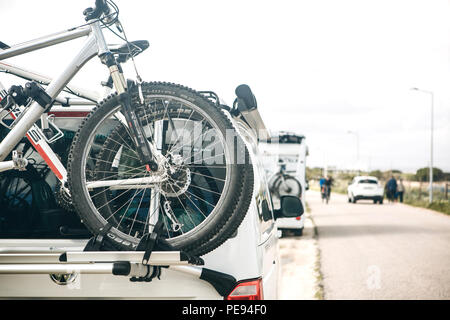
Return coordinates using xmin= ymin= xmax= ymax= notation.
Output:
xmin=253 ymin=152 xmax=274 ymax=228
xmin=358 ymin=179 xmax=378 ymax=184
xmin=0 ymin=126 xmax=90 ymax=239
xmin=261 ymin=199 xmax=272 ymax=222
xmin=278 ymin=135 xmax=303 ymax=144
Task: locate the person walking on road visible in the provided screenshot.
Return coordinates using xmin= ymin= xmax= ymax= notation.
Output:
xmin=386 ymin=176 xmax=397 ymax=203
xmin=397 ymin=178 xmax=405 ymax=203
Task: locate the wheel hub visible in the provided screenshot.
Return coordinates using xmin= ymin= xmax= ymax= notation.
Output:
xmin=160 ymin=154 xmax=191 ymax=197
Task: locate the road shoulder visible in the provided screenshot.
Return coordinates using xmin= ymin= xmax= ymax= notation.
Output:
xmin=279 ymin=209 xmax=324 ymax=299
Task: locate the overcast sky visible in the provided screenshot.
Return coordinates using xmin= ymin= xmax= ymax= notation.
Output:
xmin=1 ymin=0 xmax=449 ymax=172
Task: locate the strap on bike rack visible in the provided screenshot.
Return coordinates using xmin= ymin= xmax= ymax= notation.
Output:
xmin=136 ymin=219 xmax=204 ymax=266
xmin=80 ymin=219 xmax=204 ymax=268
xmin=137 ymin=219 xmax=164 ymax=264
xmin=83 ymin=223 xmax=112 ymax=251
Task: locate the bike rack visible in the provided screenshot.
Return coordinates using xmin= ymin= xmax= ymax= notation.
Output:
xmin=0 ymin=249 xmax=235 ymax=297
xmin=0 ymin=219 xmax=201 ymax=275
xmin=0 ymin=220 xmax=237 ymax=297
xmin=0 ymin=250 xmax=197 ymax=277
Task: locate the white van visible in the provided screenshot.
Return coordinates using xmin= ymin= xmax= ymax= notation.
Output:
xmin=0 ymin=85 xmax=303 ymax=299
xmin=261 ymin=132 xmax=308 ymax=236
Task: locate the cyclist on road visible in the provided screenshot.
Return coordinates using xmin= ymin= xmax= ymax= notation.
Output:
xmin=319 ymin=176 xmax=326 ymax=189
xmin=320 ymin=175 xmax=333 ymax=203
xmin=324 ymin=176 xmax=333 ymax=199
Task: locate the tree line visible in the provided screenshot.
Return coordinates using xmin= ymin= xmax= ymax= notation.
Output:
xmin=306 ymin=167 xmax=450 ymax=182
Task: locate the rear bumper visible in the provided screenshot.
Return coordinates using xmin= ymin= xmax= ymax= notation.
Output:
xmin=276 ymin=217 xmax=304 ymax=230
xmin=354 ymin=195 xmax=383 ymax=201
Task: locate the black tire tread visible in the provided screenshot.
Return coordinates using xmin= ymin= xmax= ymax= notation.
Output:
xmin=67 ymin=82 xmax=253 ymax=255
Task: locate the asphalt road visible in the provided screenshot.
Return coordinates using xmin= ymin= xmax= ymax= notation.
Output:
xmin=309 ymin=190 xmax=450 ymax=299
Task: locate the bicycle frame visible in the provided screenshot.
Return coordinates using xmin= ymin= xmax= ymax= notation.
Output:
xmin=0 ymin=21 xmax=114 ymax=185
xmin=0 ymin=61 xmax=101 ymax=105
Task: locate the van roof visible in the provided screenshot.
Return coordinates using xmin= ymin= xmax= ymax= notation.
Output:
xmin=269 ymin=132 xmax=305 ymax=144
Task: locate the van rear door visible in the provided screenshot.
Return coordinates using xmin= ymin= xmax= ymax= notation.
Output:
xmin=0 ymin=239 xmax=227 ymax=299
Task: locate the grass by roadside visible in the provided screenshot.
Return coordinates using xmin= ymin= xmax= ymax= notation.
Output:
xmin=313 ymin=246 xmax=325 ymax=300
xmin=305 ymin=201 xmax=311 ymax=213
xmin=403 ymin=187 xmax=450 ymax=215
xmin=404 ymin=199 xmax=450 ymax=215
xmin=305 ymin=201 xmax=325 ymax=300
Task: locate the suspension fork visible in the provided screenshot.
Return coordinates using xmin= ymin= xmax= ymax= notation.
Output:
xmin=101 ymin=52 xmax=158 ymax=171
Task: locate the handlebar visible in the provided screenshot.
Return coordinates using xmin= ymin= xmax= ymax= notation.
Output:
xmin=83 ymin=0 xmax=110 ymax=21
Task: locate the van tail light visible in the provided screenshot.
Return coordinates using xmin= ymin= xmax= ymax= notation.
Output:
xmin=296 ymin=216 xmax=301 ymax=220
xmin=225 ymin=278 xmax=263 ymax=300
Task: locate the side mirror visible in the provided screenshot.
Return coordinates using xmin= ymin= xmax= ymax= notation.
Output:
xmin=235 ymin=84 xmax=257 ymax=111
xmin=274 ymin=196 xmax=304 ymax=220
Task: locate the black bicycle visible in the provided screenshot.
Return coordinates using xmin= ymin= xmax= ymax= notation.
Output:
xmin=321 ymin=185 xmax=330 ymax=204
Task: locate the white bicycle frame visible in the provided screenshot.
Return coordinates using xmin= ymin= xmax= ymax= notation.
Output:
xmin=0 ymin=20 xmax=141 ymax=188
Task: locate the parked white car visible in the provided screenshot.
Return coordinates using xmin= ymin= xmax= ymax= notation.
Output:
xmin=347 ymin=176 xmax=384 ymax=204
xmin=0 ymin=85 xmax=304 ymax=299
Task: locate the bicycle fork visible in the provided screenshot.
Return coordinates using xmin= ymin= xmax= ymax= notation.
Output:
xmin=101 ymin=52 xmax=158 ymax=172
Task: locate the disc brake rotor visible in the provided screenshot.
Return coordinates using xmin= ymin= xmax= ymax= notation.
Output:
xmin=160 ymin=154 xmax=191 ymax=197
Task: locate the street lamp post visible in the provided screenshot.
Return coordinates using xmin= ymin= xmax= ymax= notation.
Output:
xmin=411 ymin=87 xmax=434 ymax=204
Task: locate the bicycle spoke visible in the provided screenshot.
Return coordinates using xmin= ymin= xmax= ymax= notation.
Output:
xmin=104 ymin=134 xmax=139 ymax=158
xmin=166 ymin=109 xmax=197 ymax=155
xmin=128 ymin=176 xmax=149 ymax=235
xmin=196 ymin=153 xmax=225 ymax=164
xmin=106 ymin=185 xmax=144 ymax=222
xmin=188 ymin=169 xmax=226 ymax=182
xmin=100 ymin=145 xmax=140 ymax=162
xmin=188 ymin=183 xmax=222 ymax=196
xmin=168 ymin=119 xmax=207 ymax=156
xmin=187 ymin=164 xmax=227 ymax=168
xmin=184 ymin=138 xmax=224 ymax=163
xmin=183 ymin=193 xmax=208 ymax=220
xmin=88 ymin=156 xmax=143 ymax=171
xmin=184 ymin=189 xmax=216 ymax=210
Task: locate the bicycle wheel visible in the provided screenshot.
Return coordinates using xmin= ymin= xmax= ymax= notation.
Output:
xmin=68 ymin=82 xmax=253 ymax=255
xmin=270 ymin=174 xmax=301 ymax=198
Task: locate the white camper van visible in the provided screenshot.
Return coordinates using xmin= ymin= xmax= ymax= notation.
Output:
xmin=261 ymin=132 xmax=308 ymax=236
xmin=0 ymin=84 xmax=304 ymax=299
